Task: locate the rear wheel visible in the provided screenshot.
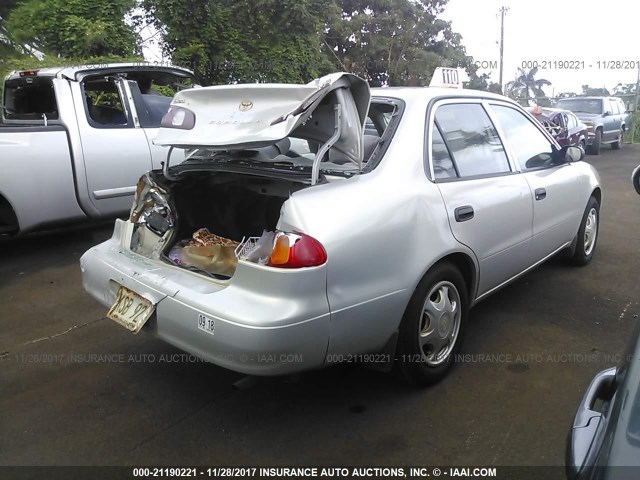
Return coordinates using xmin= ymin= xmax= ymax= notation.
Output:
xmin=612 ymin=129 xmax=623 ymax=150
xmin=588 ymin=129 xmax=602 ymax=155
xmin=571 ymin=196 xmax=599 ymax=266
xmin=396 ymin=262 xmax=468 ymax=386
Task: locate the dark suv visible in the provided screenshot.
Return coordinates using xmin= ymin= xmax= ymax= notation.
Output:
xmin=555 ymin=97 xmax=628 ymax=155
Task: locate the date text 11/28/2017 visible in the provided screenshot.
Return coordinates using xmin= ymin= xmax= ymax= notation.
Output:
xmin=520 ymin=60 xmax=640 ymax=70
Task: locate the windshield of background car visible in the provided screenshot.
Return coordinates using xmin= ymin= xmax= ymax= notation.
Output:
xmin=556 ymin=98 xmax=603 ymax=114
xmin=185 ymin=99 xmax=402 ymax=178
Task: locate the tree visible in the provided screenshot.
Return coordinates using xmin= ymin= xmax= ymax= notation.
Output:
xmin=465 ymin=71 xmax=502 ymax=94
xmin=0 ymin=0 xmax=23 ymax=58
xmin=581 ymin=85 xmax=610 ymax=96
xmin=505 ymin=67 xmax=551 ymax=105
xmin=5 ymin=0 xmax=140 ymax=58
xmin=613 ymin=83 xmax=636 ymax=96
xmin=143 ymin=0 xmax=335 ymax=85
xmin=324 ymin=0 xmax=473 ymax=87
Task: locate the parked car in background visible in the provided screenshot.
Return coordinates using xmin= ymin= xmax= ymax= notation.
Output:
xmin=81 ymin=71 xmax=602 ymax=386
xmin=566 ymin=318 xmax=640 ymax=479
xmin=0 ymin=63 xmax=193 ymax=236
xmin=555 ymin=97 xmax=628 ymax=155
xmin=527 ymin=106 xmax=588 ymax=152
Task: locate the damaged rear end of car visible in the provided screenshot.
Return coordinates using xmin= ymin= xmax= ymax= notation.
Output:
xmin=81 ymin=72 xmax=371 ymax=375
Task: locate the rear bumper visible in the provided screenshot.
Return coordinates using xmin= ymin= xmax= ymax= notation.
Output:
xmin=586 ymin=131 xmax=595 ymax=145
xmin=80 ymin=220 xmax=331 ymax=375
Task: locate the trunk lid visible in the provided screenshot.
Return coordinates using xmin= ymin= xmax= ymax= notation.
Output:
xmin=154 ymin=73 xmax=370 ymax=180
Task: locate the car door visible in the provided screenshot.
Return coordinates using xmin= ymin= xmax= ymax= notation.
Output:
xmin=428 ymin=101 xmax=533 ymax=297
xmin=603 ymin=99 xmax=620 ymax=142
xmin=609 ymin=99 xmax=622 ymax=139
xmin=488 ymin=103 xmax=585 ymax=262
xmin=76 ymin=77 xmax=153 ymax=216
xmin=566 ymin=113 xmax=580 ymax=145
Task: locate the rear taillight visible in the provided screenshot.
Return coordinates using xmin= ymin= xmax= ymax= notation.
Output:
xmin=19 ymin=70 xmax=39 ymax=77
xmin=267 ymin=232 xmax=327 ymax=268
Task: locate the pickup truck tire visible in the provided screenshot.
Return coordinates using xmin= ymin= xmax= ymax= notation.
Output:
xmin=396 ymin=262 xmax=468 ymax=386
xmin=589 ymin=129 xmax=602 ymax=155
xmin=612 ymin=129 xmax=623 ymax=150
xmin=571 ymin=196 xmax=599 ymax=266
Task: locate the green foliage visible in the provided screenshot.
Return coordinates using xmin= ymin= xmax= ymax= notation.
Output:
xmin=465 ymin=72 xmax=502 ymax=94
xmin=6 ymin=0 xmax=139 ymax=58
xmin=325 ymin=0 xmax=472 ymax=87
xmin=143 ymin=0 xmax=335 ymax=85
xmin=581 ymin=85 xmax=610 ymax=96
xmin=614 ymin=83 xmax=636 ymax=96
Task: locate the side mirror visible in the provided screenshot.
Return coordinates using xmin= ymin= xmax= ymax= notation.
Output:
xmin=603 ymin=111 xmax=612 ymax=117
xmin=564 ymin=145 xmax=584 ymax=162
xmin=632 ymin=165 xmax=640 ymax=195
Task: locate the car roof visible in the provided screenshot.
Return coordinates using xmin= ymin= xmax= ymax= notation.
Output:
xmin=527 ymin=107 xmax=573 ymax=115
xmin=558 ymin=96 xmax=611 ymax=100
xmin=370 ymin=86 xmax=513 ymax=103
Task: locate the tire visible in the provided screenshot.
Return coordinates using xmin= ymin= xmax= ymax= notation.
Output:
xmin=612 ymin=129 xmax=623 ymax=150
xmin=588 ymin=129 xmax=602 ymax=155
xmin=571 ymin=196 xmax=600 ymax=266
xmin=396 ymin=262 xmax=469 ymax=386
xmin=579 ymin=139 xmax=586 ymax=156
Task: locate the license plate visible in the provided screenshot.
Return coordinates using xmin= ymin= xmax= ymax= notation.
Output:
xmin=197 ymin=314 xmax=215 ymax=336
xmin=107 ymin=286 xmax=155 ymax=333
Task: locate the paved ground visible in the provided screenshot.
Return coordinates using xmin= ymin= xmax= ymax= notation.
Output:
xmin=2 ymin=145 xmax=640 ymax=471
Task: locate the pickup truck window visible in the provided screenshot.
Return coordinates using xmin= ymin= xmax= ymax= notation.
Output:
xmin=3 ymin=77 xmax=59 ymax=121
xmin=83 ymin=78 xmax=129 ymax=128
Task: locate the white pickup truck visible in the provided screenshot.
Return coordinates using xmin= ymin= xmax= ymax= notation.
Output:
xmin=0 ymin=63 xmax=193 ymax=235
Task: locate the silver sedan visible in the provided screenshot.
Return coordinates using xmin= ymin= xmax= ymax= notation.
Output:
xmin=80 ymin=73 xmax=602 ymax=385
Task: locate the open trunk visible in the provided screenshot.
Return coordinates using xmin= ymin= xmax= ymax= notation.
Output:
xmin=130 ymin=170 xmax=310 ymax=279
xmin=129 ymin=72 xmax=370 ymax=278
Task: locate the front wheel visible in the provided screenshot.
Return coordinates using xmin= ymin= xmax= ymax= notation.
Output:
xmin=571 ymin=196 xmax=600 ymax=266
xmin=612 ymin=129 xmax=623 ymax=150
xmin=588 ymin=129 xmax=602 ymax=155
xmin=396 ymin=262 xmax=468 ymax=386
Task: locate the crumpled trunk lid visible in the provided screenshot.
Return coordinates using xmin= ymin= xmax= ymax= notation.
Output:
xmin=153 ymin=72 xmax=370 ymax=171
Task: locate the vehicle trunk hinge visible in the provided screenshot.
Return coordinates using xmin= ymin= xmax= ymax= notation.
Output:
xmin=311 ymin=104 xmax=342 ymax=186
xmin=162 ymin=146 xmax=179 ymax=181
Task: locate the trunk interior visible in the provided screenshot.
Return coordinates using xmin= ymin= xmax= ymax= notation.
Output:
xmin=161 ymin=170 xmax=308 ymax=243
xmin=148 ymin=170 xmax=310 ymax=278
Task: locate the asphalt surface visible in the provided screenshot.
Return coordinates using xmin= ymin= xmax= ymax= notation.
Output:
xmin=2 ymin=145 xmax=640 ymax=471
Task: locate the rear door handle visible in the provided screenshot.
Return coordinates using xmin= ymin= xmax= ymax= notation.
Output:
xmin=454 ymin=205 xmax=474 ymax=222
xmin=535 ymin=188 xmax=546 ymax=201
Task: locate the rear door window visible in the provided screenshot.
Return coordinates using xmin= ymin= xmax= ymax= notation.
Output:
xmin=3 ymin=76 xmax=59 ymax=122
xmin=433 ymin=103 xmax=511 ymax=178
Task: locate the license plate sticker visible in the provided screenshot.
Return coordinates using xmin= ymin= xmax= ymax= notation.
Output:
xmin=197 ymin=314 xmax=215 ymax=336
xmin=107 ymin=286 xmax=155 ymax=333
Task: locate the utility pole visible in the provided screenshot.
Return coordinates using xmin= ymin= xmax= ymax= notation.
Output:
xmin=498 ymin=6 xmax=509 ymax=94
xmin=634 ymin=65 xmax=640 ymax=143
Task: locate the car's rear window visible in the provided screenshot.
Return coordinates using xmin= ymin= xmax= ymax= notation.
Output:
xmin=3 ymin=77 xmax=59 ymax=121
xmin=556 ymin=98 xmax=603 ymax=114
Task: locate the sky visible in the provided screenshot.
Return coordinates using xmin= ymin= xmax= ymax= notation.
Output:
xmin=441 ymin=0 xmax=640 ymax=95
